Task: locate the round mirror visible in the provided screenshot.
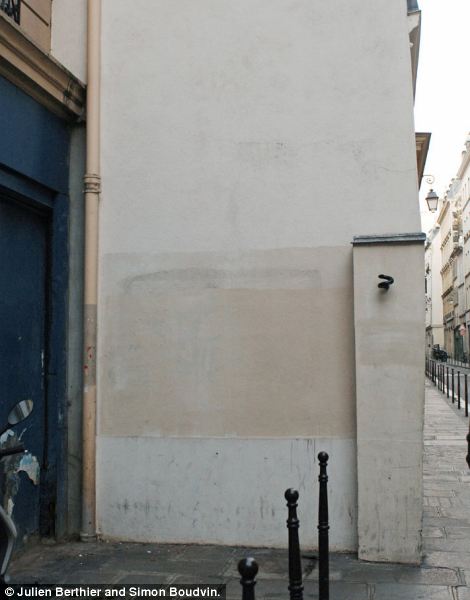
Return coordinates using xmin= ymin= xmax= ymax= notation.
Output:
xmin=8 ymin=399 xmax=33 ymax=425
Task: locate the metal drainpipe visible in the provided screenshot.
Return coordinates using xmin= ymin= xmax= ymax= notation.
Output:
xmin=81 ymin=0 xmax=101 ymax=541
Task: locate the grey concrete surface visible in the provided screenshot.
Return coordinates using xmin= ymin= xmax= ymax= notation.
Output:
xmin=8 ymin=380 xmax=470 ymax=599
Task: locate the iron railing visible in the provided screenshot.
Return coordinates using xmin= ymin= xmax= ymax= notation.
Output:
xmin=0 ymin=0 xmax=20 ymax=24
xmin=426 ymin=358 xmax=470 ymax=469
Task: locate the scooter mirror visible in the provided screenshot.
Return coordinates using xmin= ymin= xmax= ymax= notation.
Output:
xmin=7 ymin=399 xmax=33 ymax=426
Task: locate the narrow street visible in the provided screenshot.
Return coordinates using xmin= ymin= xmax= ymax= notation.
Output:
xmin=8 ymin=380 xmax=470 ymax=599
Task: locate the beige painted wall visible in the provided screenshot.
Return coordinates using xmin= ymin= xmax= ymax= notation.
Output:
xmin=354 ymin=241 xmax=424 ymax=563
xmin=100 ymin=247 xmax=355 ymax=439
xmin=99 ymin=0 xmax=419 ymax=433
xmin=19 ymin=0 xmax=51 ymax=51
xmin=97 ymin=0 xmax=421 ymax=552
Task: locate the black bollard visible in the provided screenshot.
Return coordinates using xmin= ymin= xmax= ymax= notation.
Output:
xmin=285 ymin=489 xmax=304 ymax=600
xmin=465 ymin=374 xmax=468 ymax=418
xmin=467 ymin=431 xmax=470 ymax=470
xmin=238 ymin=557 xmax=258 ymax=600
xmin=458 ymin=372 xmax=461 ymax=409
xmin=452 ymin=369 xmax=455 ymax=403
xmin=447 ymin=366 xmax=449 ymax=398
xmin=318 ymin=451 xmax=329 ymax=600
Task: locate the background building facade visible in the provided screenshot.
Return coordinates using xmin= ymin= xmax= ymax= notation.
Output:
xmin=430 ymin=135 xmax=470 ymax=360
xmin=438 ymin=188 xmax=460 ymax=357
xmin=459 ymin=140 xmax=470 ymax=354
xmin=425 ymin=225 xmax=444 ymax=353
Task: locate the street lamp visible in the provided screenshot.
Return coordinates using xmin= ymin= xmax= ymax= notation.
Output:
xmin=425 ymin=189 xmax=439 ymax=212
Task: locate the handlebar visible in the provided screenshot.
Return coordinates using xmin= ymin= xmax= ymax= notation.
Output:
xmin=0 ymin=443 xmax=25 ymax=458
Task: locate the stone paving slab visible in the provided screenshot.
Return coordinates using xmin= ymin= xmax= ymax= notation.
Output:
xmin=457 ymin=587 xmax=470 ymax=600
xmin=7 ymin=380 xmax=470 ymax=599
xmin=372 ymin=583 xmax=454 ymax=599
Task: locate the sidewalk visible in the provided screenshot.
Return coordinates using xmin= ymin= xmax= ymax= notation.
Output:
xmin=9 ymin=380 xmax=470 ymax=599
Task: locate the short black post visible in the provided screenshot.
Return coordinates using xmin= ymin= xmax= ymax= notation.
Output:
xmin=452 ymin=369 xmax=455 ymax=403
xmin=285 ymin=489 xmax=304 ymax=600
xmin=238 ymin=557 xmax=258 ymax=600
xmin=318 ymin=451 xmax=329 ymax=600
xmin=440 ymin=365 xmax=443 ymax=391
xmin=447 ymin=366 xmax=449 ymax=398
xmin=458 ymin=371 xmax=461 ymax=409
xmin=465 ymin=374 xmax=468 ymax=418
xmin=467 ymin=431 xmax=470 ymax=470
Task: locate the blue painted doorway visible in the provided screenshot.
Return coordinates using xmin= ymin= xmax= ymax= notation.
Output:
xmin=0 ymin=75 xmax=71 ymax=541
xmin=0 ymin=194 xmax=49 ymax=540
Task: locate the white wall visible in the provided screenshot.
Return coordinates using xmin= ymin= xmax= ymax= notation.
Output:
xmin=50 ymin=0 xmax=87 ymax=83
xmin=97 ymin=0 xmax=421 ymax=553
xmin=98 ymin=437 xmax=357 ymax=550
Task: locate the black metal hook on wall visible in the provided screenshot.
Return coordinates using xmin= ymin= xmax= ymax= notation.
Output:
xmin=378 ymin=274 xmax=394 ymax=290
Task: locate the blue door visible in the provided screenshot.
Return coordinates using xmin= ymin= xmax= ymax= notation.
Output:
xmin=0 ymin=193 xmax=49 ymax=541
xmin=0 ymin=75 xmax=71 ymax=540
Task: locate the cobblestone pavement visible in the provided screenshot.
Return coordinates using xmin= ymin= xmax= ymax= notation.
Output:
xmin=8 ymin=380 xmax=470 ymax=599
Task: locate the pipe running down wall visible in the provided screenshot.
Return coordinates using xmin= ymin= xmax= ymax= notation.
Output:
xmin=81 ymin=0 xmax=101 ymax=541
